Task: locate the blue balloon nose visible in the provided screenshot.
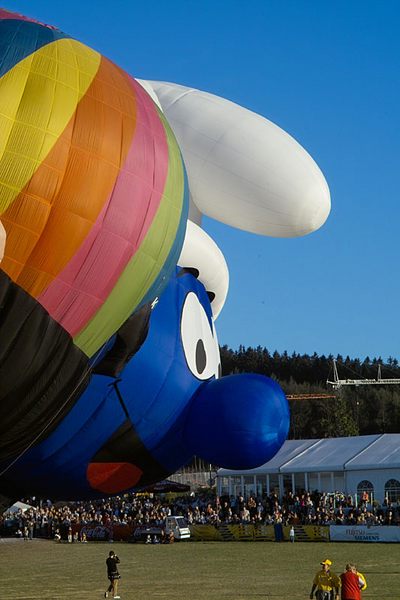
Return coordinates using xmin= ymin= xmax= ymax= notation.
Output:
xmin=183 ymin=373 xmax=290 ymax=469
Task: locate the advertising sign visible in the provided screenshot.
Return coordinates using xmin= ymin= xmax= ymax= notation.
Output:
xmin=330 ymin=525 xmax=400 ymax=543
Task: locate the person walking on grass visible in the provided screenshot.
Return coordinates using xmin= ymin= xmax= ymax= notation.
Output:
xmin=310 ymin=559 xmax=340 ymax=600
xmin=105 ymin=550 xmax=121 ymax=599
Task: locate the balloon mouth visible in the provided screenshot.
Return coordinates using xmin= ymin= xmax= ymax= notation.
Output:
xmin=87 ymin=462 xmax=143 ymax=494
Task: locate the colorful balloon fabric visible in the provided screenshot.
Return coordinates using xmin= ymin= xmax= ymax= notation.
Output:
xmin=0 ymin=9 xmax=330 ymax=502
xmin=0 ymin=9 xmax=187 ymax=356
xmin=0 ymin=9 xmax=187 ymax=468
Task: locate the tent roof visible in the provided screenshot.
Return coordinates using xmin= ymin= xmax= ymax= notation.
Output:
xmin=218 ymin=439 xmax=319 ymax=475
xmin=6 ymin=501 xmax=33 ymax=514
xmin=139 ymin=479 xmax=190 ymax=493
xmin=345 ymin=434 xmax=400 ymax=470
xmin=280 ymin=435 xmax=380 ymax=472
xmin=218 ymin=434 xmax=400 ymax=476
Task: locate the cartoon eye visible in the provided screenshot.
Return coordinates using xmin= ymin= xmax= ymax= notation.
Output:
xmin=181 ymin=292 xmax=220 ymax=380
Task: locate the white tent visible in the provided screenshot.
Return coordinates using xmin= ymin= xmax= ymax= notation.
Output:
xmin=217 ymin=434 xmax=400 ymax=503
xmin=5 ymin=501 xmax=33 ymax=514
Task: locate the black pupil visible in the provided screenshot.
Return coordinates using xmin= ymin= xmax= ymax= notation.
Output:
xmin=195 ymin=339 xmax=207 ymax=374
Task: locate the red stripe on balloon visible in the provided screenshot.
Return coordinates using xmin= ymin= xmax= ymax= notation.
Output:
xmin=0 ymin=8 xmax=58 ymax=28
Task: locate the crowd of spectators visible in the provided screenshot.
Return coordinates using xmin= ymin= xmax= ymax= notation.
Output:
xmin=1 ymin=489 xmax=399 ymax=539
xmin=189 ymin=490 xmax=400 ymax=527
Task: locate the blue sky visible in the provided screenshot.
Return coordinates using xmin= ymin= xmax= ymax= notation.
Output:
xmin=6 ymin=0 xmax=400 ymax=361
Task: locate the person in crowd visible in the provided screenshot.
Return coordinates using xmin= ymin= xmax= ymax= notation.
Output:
xmin=340 ymin=563 xmax=367 ymax=600
xmin=28 ymin=520 xmax=34 ymax=540
xmin=105 ymin=550 xmax=121 ymax=599
xmin=310 ymin=559 xmax=340 ymax=600
xmin=289 ymin=525 xmax=295 ymax=542
xmin=273 ymin=511 xmax=283 ymax=541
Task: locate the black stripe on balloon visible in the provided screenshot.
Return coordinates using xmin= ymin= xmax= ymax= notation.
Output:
xmin=0 ymin=270 xmax=90 ymax=463
xmin=90 ymin=419 xmax=169 ymax=487
xmin=93 ymin=303 xmax=151 ymax=377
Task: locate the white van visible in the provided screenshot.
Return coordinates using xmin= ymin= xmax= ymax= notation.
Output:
xmin=165 ymin=516 xmax=191 ymax=540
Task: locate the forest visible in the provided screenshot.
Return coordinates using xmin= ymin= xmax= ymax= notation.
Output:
xmin=220 ymin=345 xmax=400 ymax=439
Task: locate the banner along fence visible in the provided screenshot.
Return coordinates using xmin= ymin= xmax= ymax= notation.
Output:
xmin=4 ymin=522 xmax=400 ymax=543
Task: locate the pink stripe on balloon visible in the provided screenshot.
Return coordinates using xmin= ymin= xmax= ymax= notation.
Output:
xmin=39 ymin=77 xmax=169 ymax=337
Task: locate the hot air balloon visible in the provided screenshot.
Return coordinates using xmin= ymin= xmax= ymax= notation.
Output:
xmin=0 ymin=10 xmax=331 ymax=503
xmin=0 ymin=9 xmax=188 ymax=473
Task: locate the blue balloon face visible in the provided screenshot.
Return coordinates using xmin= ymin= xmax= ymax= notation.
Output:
xmin=122 ymin=268 xmax=221 ymax=440
xmin=2 ymin=267 xmax=289 ymax=500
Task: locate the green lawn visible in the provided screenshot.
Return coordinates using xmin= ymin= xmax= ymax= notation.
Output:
xmin=1 ymin=538 xmax=397 ymax=599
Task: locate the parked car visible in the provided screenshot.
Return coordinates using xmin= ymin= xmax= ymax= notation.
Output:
xmin=130 ymin=517 xmax=191 ymax=543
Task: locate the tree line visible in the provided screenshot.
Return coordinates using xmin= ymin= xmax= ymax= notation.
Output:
xmin=220 ymin=345 xmax=400 ymax=439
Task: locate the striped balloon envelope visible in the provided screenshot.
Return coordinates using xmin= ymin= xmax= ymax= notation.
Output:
xmin=0 ymin=9 xmax=188 ymax=467
xmin=0 ymin=8 xmax=188 ymax=359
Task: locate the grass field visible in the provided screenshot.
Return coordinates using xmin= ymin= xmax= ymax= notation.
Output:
xmin=1 ymin=538 xmax=397 ymax=600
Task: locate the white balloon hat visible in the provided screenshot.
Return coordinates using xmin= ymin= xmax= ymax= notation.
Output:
xmin=140 ymin=80 xmax=331 ymax=238
xmin=177 ymin=219 xmax=229 ymax=319
xmin=137 ymin=79 xmax=331 ymax=320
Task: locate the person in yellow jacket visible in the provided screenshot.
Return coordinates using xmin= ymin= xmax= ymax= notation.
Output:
xmin=356 ymin=569 xmax=367 ymax=592
xmin=310 ymin=559 xmax=341 ymax=600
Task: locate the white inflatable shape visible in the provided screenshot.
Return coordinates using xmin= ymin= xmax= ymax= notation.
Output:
xmin=0 ymin=220 xmax=5 ymax=262
xmin=178 ymin=220 xmax=228 ymax=319
xmin=144 ymin=81 xmax=331 ymax=238
xmin=136 ymin=79 xmax=163 ymax=111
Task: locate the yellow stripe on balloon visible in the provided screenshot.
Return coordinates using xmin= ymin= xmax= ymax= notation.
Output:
xmin=0 ymin=38 xmax=101 ymax=214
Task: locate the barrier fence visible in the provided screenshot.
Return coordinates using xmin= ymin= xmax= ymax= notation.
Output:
xmin=190 ymin=524 xmax=329 ymax=542
xmin=67 ymin=523 xmax=400 ymax=543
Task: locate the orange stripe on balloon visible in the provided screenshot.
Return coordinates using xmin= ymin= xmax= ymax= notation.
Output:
xmin=1 ymin=56 xmax=137 ymax=297
xmin=1 ymin=117 xmax=75 ymax=280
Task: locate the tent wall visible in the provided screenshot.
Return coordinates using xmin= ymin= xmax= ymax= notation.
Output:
xmin=346 ymin=468 xmax=400 ymax=503
xmin=217 ymin=435 xmax=400 ymax=503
